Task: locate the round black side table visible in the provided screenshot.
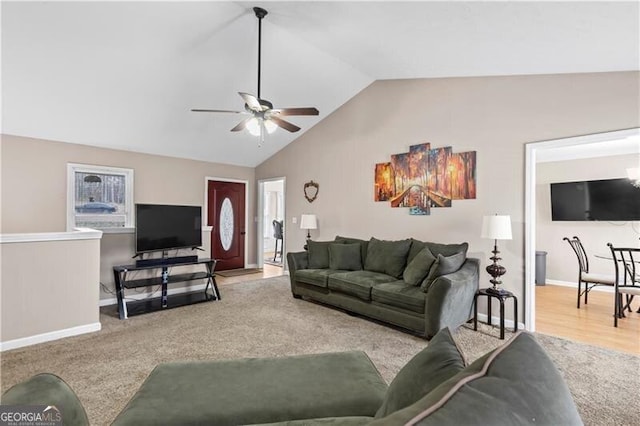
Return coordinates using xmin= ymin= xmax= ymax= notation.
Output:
xmin=473 ymin=288 xmax=518 ymax=340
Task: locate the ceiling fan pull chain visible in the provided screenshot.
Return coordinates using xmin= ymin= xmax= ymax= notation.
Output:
xmin=259 ymin=119 xmax=265 ymax=147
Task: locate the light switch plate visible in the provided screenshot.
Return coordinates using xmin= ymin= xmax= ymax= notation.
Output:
xmin=292 ymin=217 xmax=297 ymax=224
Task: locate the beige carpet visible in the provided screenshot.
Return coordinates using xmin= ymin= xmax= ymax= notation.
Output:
xmin=1 ymin=276 xmax=638 ymax=425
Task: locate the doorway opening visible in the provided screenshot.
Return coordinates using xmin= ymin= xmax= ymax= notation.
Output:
xmin=258 ymin=178 xmax=285 ymax=268
xmin=525 ymin=128 xmax=639 ymax=354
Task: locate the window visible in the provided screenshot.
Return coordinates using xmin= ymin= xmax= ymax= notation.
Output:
xmin=67 ymin=163 xmax=134 ymax=231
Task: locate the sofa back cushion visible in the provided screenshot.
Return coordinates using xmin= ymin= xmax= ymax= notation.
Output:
xmin=335 ymin=236 xmax=370 ymax=264
xmin=375 ymin=328 xmax=466 ymax=418
xmin=368 ymin=332 xmax=582 ymax=426
xmin=408 ymin=240 xmax=468 ymax=265
xmin=420 ymin=252 xmax=467 ymax=292
xmin=425 ymin=242 xmax=469 ymax=258
xmin=329 ymin=243 xmax=363 ymax=271
xmin=364 ymin=238 xmax=412 ymax=279
xmin=403 ymin=247 xmax=437 ymax=286
xmin=307 ymin=240 xmax=333 ymax=269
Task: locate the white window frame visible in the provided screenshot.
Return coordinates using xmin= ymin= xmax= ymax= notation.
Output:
xmin=67 ymin=163 xmax=134 ymax=232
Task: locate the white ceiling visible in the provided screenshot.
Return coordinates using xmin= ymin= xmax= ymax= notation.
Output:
xmin=2 ymin=1 xmax=639 ymax=167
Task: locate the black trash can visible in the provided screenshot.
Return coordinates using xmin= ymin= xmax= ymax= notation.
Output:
xmin=535 ymin=251 xmax=547 ymax=286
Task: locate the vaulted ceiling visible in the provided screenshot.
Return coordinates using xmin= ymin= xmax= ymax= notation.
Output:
xmin=2 ymin=1 xmax=638 ymax=167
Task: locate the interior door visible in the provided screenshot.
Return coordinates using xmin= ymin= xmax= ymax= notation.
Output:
xmin=208 ymin=180 xmax=246 ymax=271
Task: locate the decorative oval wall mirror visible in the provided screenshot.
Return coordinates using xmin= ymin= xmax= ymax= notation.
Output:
xmin=304 ymin=180 xmax=319 ymax=203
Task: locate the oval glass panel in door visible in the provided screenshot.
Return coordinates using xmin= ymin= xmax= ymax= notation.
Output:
xmin=219 ymin=198 xmax=234 ymax=251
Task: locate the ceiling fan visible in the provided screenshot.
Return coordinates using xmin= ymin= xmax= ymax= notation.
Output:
xmin=191 ymin=6 xmax=319 ymax=145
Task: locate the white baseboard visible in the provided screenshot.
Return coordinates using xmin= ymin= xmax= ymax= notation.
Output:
xmin=544 ymin=279 xmax=614 ymax=293
xmin=476 ymin=313 xmax=525 ymax=331
xmin=100 ymin=283 xmax=209 ymax=307
xmin=1 ymin=322 xmax=102 ymax=352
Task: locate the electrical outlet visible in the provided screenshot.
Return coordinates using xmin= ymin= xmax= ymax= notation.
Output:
xmin=292 ymin=217 xmax=297 ymax=224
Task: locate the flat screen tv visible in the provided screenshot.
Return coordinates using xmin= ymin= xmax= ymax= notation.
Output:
xmin=550 ymin=178 xmax=640 ymax=221
xmin=135 ymin=204 xmax=202 ymax=253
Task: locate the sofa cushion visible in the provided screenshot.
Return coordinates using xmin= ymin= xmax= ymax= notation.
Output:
xmin=307 ymin=240 xmax=333 ymax=269
xmin=335 ymin=236 xmax=370 ymax=265
xmin=329 ymin=271 xmax=397 ymax=301
xmin=1 ymin=373 xmax=90 ymax=426
xmin=403 ymin=247 xmax=437 ymax=286
xmin=407 ymin=239 xmax=428 ymax=264
xmin=371 ymin=282 xmax=427 ymax=314
xmin=425 ymin=241 xmax=469 ymax=258
xmin=421 ymin=252 xmax=467 ymax=293
xmin=368 ymin=332 xmax=582 ymax=426
xmin=375 ymin=328 xmax=466 ymax=418
xmin=112 ymin=351 xmax=388 ymax=426
xmin=296 ymin=269 xmax=348 ymax=288
xmin=364 ymin=238 xmax=412 ymax=279
xmin=329 ymin=243 xmax=363 ymax=271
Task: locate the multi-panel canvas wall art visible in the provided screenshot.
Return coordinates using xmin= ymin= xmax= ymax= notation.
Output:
xmin=374 ymin=142 xmax=476 ymax=215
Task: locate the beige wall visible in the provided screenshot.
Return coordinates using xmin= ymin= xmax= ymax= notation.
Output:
xmin=1 ymin=135 xmax=256 ymax=301
xmin=256 ymin=72 xmax=640 ymax=323
xmin=536 ymin=154 xmax=640 ymax=283
xmin=1 ymin=237 xmax=100 ymax=343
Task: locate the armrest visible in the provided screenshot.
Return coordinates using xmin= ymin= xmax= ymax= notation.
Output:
xmin=424 ymin=258 xmax=479 ymax=338
xmin=286 ymin=251 xmax=308 ymax=294
xmin=1 ymin=373 xmax=90 ymax=426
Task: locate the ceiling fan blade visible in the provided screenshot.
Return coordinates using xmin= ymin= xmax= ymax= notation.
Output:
xmin=230 ymin=117 xmax=254 ymax=132
xmin=269 ymin=116 xmax=301 ymax=133
xmin=238 ymin=92 xmax=262 ymax=111
xmin=191 ymin=108 xmax=245 ymax=114
xmin=272 ymin=107 xmax=319 ymax=116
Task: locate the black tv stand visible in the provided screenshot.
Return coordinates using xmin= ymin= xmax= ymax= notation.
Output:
xmin=135 ymin=255 xmax=198 ymax=268
xmin=113 ymin=258 xmax=219 ymax=319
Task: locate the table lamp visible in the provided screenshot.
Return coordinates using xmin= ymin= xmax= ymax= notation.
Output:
xmin=481 ymin=214 xmax=512 ymax=295
xmin=300 ymin=214 xmax=317 ymax=248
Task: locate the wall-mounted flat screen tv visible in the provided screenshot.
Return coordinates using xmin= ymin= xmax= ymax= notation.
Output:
xmin=550 ymin=178 xmax=640 ymax=221
xmin=136 ymin=204 xmax=202 ymax=253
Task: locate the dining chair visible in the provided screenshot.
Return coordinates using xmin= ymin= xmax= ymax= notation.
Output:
xmin=607 ymin=244 xmax=640 ymax=327
xmin=563 ymin=236 xmax=616 ymax=309
xmin=272 ymin=220 xmax=284 ymax=262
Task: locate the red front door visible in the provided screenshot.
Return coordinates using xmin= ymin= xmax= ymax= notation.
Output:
xmin=208 ymin=180 xmax=246 ymax=271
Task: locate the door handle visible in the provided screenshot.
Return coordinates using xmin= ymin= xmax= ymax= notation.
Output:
xmin=240 ymin=231 xmax=246 ymax=235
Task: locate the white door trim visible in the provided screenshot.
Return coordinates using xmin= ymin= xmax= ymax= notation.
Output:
xmin=524 ymin=127 xmax=639 ymax=332
xmin=257 ymin=177 xmax=286 ymax=268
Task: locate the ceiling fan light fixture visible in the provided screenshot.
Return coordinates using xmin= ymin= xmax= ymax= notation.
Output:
xmin=246 ymin=117 xmax=261 ymax=136
xmin=264 ymin=119 xmax=277 ymax=134
xmin=246 ymin=117 xmax=277 ymax=136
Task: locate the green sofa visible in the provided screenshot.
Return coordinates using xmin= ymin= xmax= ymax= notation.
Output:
xmin=1 ymin=329 xmax=582 ymax=425
xmin=287 ymin=236 xmax=479 ymax=338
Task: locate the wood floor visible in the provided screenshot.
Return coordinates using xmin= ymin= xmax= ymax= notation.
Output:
xmin=536 ymin=285 xmax=640 ymax=355
xmin=216 ymin=263 xmax=284 ymax=286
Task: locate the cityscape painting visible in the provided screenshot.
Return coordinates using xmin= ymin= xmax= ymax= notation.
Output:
xmin=374 ymin=142 xmax=476 ymax=215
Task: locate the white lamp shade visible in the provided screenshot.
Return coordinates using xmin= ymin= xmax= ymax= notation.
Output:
xmin=300 ymin=214 xmax=318 ymax=230
xmin=481 ymin=215 xmax=512 ymax=240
